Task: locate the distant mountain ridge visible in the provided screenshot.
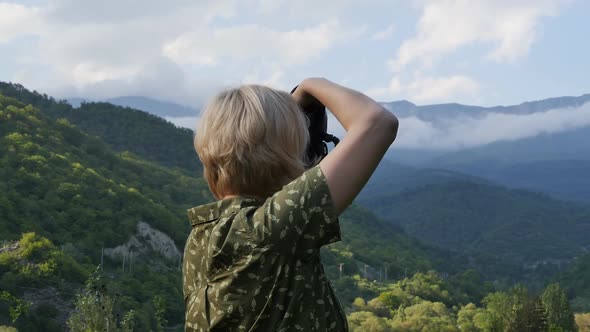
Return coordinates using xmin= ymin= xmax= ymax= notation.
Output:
xmin=66 ymin=90 xmax=590 ymax=122
xmin=382 ymin=93 xmax=590 ymax=122
xmin=422 ymin=125 xmax=590 ymax=202
xmin=68 ymin=95 xmax=198 ymax=117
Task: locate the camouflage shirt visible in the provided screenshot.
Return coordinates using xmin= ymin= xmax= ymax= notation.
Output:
xmin=183 ymin=165 xmax=348 ymax=332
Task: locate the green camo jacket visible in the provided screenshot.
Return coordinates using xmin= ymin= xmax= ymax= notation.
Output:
xmin=183 ymin=165 xmax=348 ymax=331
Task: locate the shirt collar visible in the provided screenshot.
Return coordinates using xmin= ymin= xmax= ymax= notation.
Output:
xmin=187 ymin=196 xmax=264 ymax=226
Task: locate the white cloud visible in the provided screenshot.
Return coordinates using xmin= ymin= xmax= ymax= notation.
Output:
xmin=1 ymin=0 xmax=368 ymax=104
xmin=405 ymin=75 xmax=480 ymax=103
xmin=369 ymin=0 xmax=569 ymax=105
xmin=165 ymin=116 xmax=201 ymax=131
xmin=389 ymin=0 xmax=568 ymax=72
xmin=0 ymin=3 xmax=42 ymax=43
xmin=371 ymin=24 xmax=395 ymax=40
xmin=367 ymin=75 xmax=480 ymax=103
xmin=394 ymin=103 xmax=590 ymax=149
xmin=43 ymin=0 xmax=235 ymax=24
xmin=168 ymin=103 xmax=590 ymax=151
xmin=163 ymin=20 xmax=361 ymax=66
xmin=243 ymin=68 xmax=286 ymax=89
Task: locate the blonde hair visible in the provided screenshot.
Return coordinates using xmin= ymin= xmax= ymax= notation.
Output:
xmin=195 ymin=84 xmax=309 ymax=199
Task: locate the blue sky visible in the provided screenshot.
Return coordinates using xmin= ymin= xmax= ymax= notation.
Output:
xmin=0 ymin=0 xmax=589 ymax=108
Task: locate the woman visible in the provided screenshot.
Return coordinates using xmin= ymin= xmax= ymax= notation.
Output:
xmin=183 ymin=78 xmax=398 ymax=331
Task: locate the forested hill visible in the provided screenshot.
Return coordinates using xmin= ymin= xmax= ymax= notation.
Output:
xmin=359 ymin=174 xmax=590 ymax=264
xmin=68 ymin=96 xmax=198 ymax=118
xmin=0 ymin=93 xmax=212 ymax=329
xmin=0 ymin=84 xmax=461 ymax=329
xmin=0 ymin=82 xmax=201 ymax=174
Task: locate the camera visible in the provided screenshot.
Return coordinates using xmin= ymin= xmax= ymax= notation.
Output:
xmin=291 ymin=85 xmax=340 ymax=167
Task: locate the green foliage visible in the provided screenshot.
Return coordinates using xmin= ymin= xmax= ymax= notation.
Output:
xmin=0 ymin=92 xmax=210 ymax=328
xmin=152 ymin=295 xmax=167 ymax=332
xmin=0 ymin=291 xmax=29 ymax=323
xmin=0 ymin=232 xmax=87 ymax=289
xmin=348 ymin=271 xmax=479 ymax=332
xmin=121 ymin=310 xmax=136 ymax=332
xmin=557 ymin=254 xmax=590 ymax=312
xmin=576 ymin=313 xmax=590 ymax=332
xmin=378 ymin=271 xmax=455 ymax=310
xmin=0 ymin=326 xmax=18 ymax=332
xmin=0 ymin=234 xmax=87 ymax=330
xmin=390 ymin=301 xmax=458 ymax=332
xmin=457 ymin=303 xmax=484 ymax=332
xmin=0 ymin=97 xmax=210 ymax=248
xmin=349 ymin=273 xmax=580 ymax=332
xmin=542 ymin=283 xmax=577 ymax=332
xmin=478 ymin=285 xmax=548 ymax=332
xmin=348 ymin=311 xmax=393 ymax=332
xmin=67 ymin=268 xmax=135 ymax=332
xmin=0 ymin=82 xmax=201 ymax=174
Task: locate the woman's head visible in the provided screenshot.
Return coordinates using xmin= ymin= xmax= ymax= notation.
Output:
xmin=195 ymin=84 xmax=309 ymax=199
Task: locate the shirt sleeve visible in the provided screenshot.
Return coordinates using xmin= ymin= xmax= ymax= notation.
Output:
xmin=254 ymin=165 xmax=341 ymax=256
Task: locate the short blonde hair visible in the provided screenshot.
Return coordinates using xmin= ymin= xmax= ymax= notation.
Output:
xmin=195 ymin=85 xmax=309 ymax=199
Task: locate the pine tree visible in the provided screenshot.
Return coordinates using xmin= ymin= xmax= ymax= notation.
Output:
xmin=542 ymin=283 xmax=578 ymax=332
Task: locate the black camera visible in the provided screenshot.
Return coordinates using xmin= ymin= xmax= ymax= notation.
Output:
xmin=291 ymin=85 xmax=340 ymax=167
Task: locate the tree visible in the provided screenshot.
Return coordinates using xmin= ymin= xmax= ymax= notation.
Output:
xmin=480 ymin=285 xmax=548 ymax=332
xmin=542 ymin=283 xmax=578 ymax=332
xmin=575 ymin=313 xmax=590 ymax=332
xmin=0 ymin=291 xmax=29 ymax=323
xmin=390 ymin=301 xmax=458 ymax=332
xmin=457 ymin=303 xmax=483 ymax=332
xmin=67 ymin=268 xmax=135 ymax=332
xmin=348 ymin=311 xmax=392 ymax=332
xmin=153 ymin=295 xmax=167 ymax=332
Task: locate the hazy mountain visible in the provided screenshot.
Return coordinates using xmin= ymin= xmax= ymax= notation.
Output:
xmin=378 ymin=93 xmax=590 ymax=202
xmin=424 ymin=127 xmax=590 ymax=202
xmin=360 ymin=178 xmax=590 ymax=265
xmin=359 ymin=158 xmax=488 ymax=202
xmin=68 ymin=91 xmax=590 ymax=124
xmin=359 ymin=152 xmax=590 ymax=266
xmin=382 ymin=93 xmax=590 ymax=122
xmin=68 ymin=95 xmax=198 ymax=117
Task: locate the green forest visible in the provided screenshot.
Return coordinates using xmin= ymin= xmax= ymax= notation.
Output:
xmin=1 ymin=82 xmax=589 ymax=331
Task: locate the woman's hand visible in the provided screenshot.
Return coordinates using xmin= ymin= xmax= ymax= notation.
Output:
xmin=291 ymin=83 xmax=319 ymax=110
xmin=295 ymin=78 xmax=399 ymax=215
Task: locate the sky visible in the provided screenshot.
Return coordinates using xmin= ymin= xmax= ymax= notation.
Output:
xmin=1 ymin=0 xmax=589 ymax=109
xmin=2 ymin=0 xmax=590 ymax=151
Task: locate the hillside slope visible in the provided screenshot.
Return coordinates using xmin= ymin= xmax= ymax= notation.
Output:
xmin=358 ymin=158 xmax=487 ymax=202
xmin=0 ymin=82 xmax=201 ymax=174
xmin=360 ymin=179 xmax=590 ymax=264
xmin=424 ymin=129 xmax=590 ymax=202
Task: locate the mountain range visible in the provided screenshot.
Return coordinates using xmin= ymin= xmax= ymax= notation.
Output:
xmin=2 ymin=81 xmax=590 ymax=329
xmin=382 ymin=93 xmax=590 ymax=121
xmin=68 ymin=96 xmax=198 ymax=118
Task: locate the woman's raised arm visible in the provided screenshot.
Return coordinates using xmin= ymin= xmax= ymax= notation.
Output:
xmin=293 ymin=78 xmax=399 ymax=215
